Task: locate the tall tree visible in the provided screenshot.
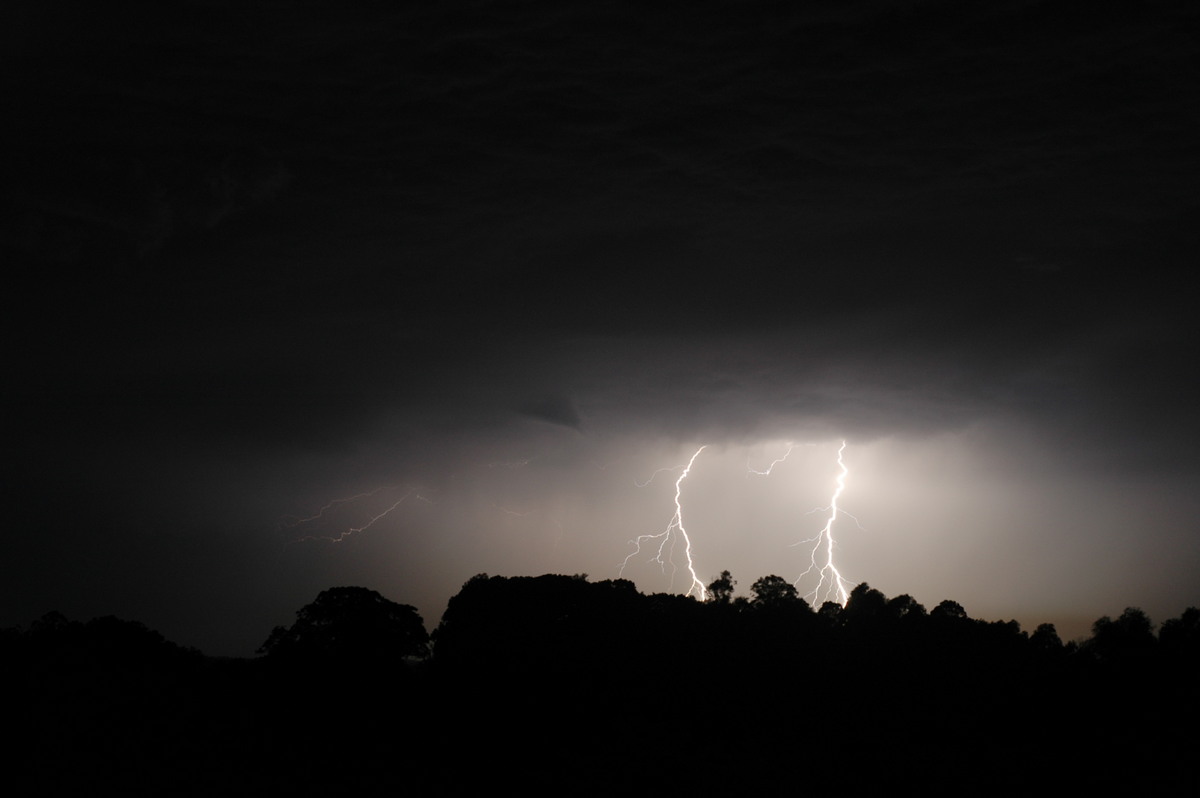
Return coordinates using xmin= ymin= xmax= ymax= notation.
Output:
xmin=707 ymin=571 xmax=736 ymax=605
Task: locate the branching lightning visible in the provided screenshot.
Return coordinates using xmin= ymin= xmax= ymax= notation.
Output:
xmin=634 ymin=463 xmax=688 ymax=488
xmin=750 ymin=440 xmax=857 ymax=606
xmin=285 ymin=486 xmax=428 ymax=544
xmin=283 ymin=487 xmax=390 ymax=526
xmin=619 ymin=446 xmax=708 ymax=600
xmin=747 ymin=443 xmax=797 ymax=476
xmin=792 ymin=440 xmax=853 ymax=607
xmin=291 ymin=441 xmax=861 ymax=607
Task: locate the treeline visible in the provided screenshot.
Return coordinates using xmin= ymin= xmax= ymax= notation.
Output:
xmin=430 ymin=572 xmax=1200 ymax=673
xmin=11 ymin=575 xmax=1197 ymax=675
xmin=5 ymin=576 xmax=1197 ymax=793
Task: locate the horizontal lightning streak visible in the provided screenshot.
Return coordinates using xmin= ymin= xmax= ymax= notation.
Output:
xmin=287 ymin=488 xmax=428 ymax=544
xmin=284 ymin=487 xmax=390 ymax=526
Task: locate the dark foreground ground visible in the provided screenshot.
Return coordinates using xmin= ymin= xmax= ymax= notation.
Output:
xmin=7 ymin=576 xmax=1198 ymax=794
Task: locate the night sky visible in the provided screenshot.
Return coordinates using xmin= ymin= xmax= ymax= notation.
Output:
xmin=5 ymin=0 xmax=1198 ymax=657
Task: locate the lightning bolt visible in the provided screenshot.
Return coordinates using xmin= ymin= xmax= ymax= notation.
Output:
xmin=619 ymin=446 xmax=708 ymax=600
xmin=747 ymin=443 xmax=797 ymax=476
xmin=485 ymin=459 xmax=531 ymax=469
xmin=285 ymin=486 xmax=428 ymax=544
xmin=633 ymin=463 xmax=688 ymax=488
xmin=282 ymin=487 xmax=391 ymax=526
xmin=792 ymin=440 xmax=853 ymax=607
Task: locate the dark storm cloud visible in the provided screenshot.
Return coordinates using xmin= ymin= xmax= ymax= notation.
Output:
xmin=10 ymin=2 xmax=1195 ymax=274
xmin=7 ymin=0 xmax=1195 ymax=459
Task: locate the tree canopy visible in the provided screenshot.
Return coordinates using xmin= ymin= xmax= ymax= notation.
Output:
xmin=706 ymin=570 xmax=736 ymax=604
xmin=749 ymin=574 xmax=802 ymax=608
xmin=259 ymin=586 xmax=429 ymax=664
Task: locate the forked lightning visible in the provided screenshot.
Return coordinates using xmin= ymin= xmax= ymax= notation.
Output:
xmin=793 ymin=440 xmax=853 ymax=606
xmin=619 ymin=446 xmax=708 ymax=600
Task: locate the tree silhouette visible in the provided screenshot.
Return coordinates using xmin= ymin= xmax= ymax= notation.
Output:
xmin=1087 ymin=607 xmax=1156 ymax=663
xmin=1029 ymin=622 xmax=1064 ymax=654
xmin=885 ymin=594 xmax=926 ymax=620
xmin=1159 ymin=607 xmax=1200 ymax=661
xmin=817 ymin=600 xmax=842 ymax=624
xmin=260 ymin=586 xmax=429 ymax=664
xmin=707 ymin=570 xmax=736 ymax=604
xmin=842 ymin=583 xmax=887 ymax=625
xmin=930 ymin=599 xmax=968 ymax=621
xmin=749 ymin=574 xmax=800 ymax=608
